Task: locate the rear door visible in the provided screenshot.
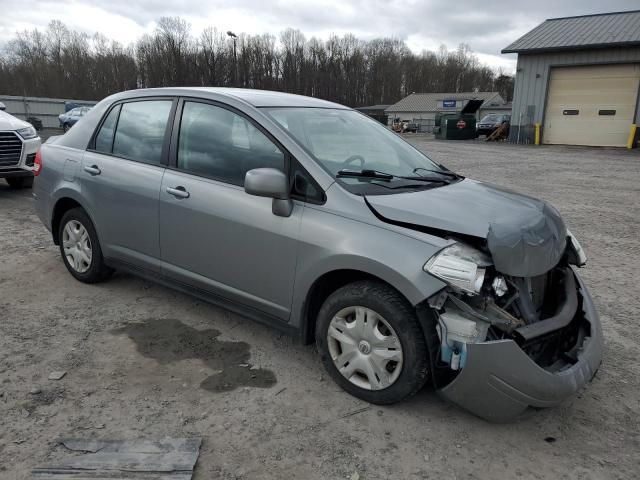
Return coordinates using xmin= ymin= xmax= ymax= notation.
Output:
xmin=81 ymin=98 xmax=176 ymax=272
xmin=159 ymin=99 xmax=302 ymax=320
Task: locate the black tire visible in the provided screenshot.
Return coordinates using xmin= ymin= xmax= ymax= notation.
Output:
xmin=58 ymin=207 xmax=113 ymax=283
xmin=316 ymin=280 xmax=429 ymax=404
xmin=6 ymin=176 xmax=34 ymax=188
xmin=63 ymin=123 xmax=69 ymax=132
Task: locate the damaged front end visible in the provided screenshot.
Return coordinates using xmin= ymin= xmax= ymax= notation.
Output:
xmin=419 ymin=232 xmax=602 ymax=422
xmin=363 ymin=178 xmax=601 ymax=420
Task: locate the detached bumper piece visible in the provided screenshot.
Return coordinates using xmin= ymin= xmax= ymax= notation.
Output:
xmin=437 ymin=267 xmax=603 ymax=422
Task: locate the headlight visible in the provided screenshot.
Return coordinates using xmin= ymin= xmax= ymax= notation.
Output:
xmin=567 ymin=230 xmax=587 ymax=266
xmin=424 ymin=242 xmax=492 ymax=294
xmin=17 ymin=126 xmax=37 ymax=140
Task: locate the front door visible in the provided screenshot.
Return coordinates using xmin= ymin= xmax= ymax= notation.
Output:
xmin=159 ymin=100 xmax=301 ymax=321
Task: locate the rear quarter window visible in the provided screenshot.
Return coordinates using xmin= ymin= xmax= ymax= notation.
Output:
xmin=94 ymin=105 xmax=120 ymax=154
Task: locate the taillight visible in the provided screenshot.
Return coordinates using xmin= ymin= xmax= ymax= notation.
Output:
xmin=33 ymin=149 xmax=42 ymax=176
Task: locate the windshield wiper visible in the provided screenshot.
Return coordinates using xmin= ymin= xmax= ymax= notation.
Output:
xmin=337 ymin=168 xmax=452 ymax=185
xmin=412 ymin=167 xmax=461 ymax=179
xmin=398 ymin=175 xmax=450 ymax=184
xmin=337 ymin=169 xmax=395 ymax=180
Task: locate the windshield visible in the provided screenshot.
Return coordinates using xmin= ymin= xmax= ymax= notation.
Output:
xmin=264 ymin=108 xmax=449 ymax=193
xmin=480 ymin=114 xmax=503 ymax=123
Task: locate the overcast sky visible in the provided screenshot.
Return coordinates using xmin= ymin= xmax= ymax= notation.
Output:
xmin=0 ymin=0 xmax=636 ymax=72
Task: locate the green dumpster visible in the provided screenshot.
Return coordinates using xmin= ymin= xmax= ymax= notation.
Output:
xmin=435 ymin=99 xmax=484 ymax=140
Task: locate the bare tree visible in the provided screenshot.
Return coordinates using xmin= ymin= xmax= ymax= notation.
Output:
xmin=0 ymin=18 xmax=514 ymax=105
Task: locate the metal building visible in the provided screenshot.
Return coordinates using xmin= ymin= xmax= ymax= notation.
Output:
xmin=385 ymin=92 xmax=507 ymax=133
xmin=355 ymin=104 xmax=390 ymax=124
xmin=503 ymin=10 xmax=640 ymax=147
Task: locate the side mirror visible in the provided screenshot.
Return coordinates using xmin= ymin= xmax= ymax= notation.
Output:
xmin=244 ymin=168 xmax=293 ymax=217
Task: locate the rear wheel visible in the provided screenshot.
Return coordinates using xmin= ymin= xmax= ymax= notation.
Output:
xmin=62 ymin=123 xmax=70 ymax=132
xmin=6 ymin=176 xmax=33 ymax=188
xmin=58 ymin=208 xmax=112 ymax=283
xmin=316 ymin=280 xmax=429 ymax=404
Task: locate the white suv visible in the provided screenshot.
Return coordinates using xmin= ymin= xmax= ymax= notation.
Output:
xmin=0 ymin=102 xmax=41 ymax=188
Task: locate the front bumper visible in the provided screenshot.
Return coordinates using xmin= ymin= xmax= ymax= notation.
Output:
xmin=0 ymin=168 xmax=33 ymax=178
xmin=437 ymin=266 xmax=603 ymax=422
xmin=0 ymin=135 xmax=40 ymax=178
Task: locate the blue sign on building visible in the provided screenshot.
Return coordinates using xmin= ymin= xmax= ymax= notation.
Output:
xmin=442 ymin=100 xmax=457 ymax=108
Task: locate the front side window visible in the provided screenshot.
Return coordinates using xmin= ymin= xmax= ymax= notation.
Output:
xmin=112 ymin=100 xmax=172 ymax=164
xmin=94 ymin=105 xmax=120 ymax=154
xmin=178 ymin=101 xmax=284 ymax=186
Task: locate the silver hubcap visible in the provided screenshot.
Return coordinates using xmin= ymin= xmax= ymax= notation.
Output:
xmin=327 ymin=306 xmax=403 ymax=390
xmin=62 ymin=220 xmax=92 ymax=273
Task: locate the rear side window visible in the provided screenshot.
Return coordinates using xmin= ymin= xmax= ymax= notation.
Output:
xmin=94 ymin=105 xmax=120 ymax=154
xmin=112 ymin=100 xmax=172 ymax=164
xmin=177 ymin=101 xmax=284 ymax=186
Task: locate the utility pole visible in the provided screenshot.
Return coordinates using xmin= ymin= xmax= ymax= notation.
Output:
xmin=227 ymin=31 xmax=238 ymax=87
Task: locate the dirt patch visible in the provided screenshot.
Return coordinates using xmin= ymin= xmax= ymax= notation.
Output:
xmin=22 ymin=387 xmax=65 ymax=414
xmin=110 ymin=318 xmax=277 ymax=392
xmin=2 ymin=143 xmax=640 ymax=479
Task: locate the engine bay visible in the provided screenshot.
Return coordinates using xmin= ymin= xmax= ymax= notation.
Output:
xmin=428 ymin=257 xmax=590 ymax=376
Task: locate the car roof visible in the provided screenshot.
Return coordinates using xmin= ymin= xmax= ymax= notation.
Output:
xmin=109 ymin=87 xmax=350 ymax=109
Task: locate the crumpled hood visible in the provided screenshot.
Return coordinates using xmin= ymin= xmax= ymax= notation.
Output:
xmin=366 ymin=178 xmax=567 ymax=277
xmin=0 ymin=109 xmax=30 ymax=131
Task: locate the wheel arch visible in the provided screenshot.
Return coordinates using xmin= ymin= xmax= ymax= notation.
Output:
xmin=50 ymin=196 xmax=95 ymax=245
xmin=300 ymin=268 xmax=420 ymax=345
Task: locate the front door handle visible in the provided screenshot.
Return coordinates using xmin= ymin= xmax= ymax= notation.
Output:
xmin=83 ymin=165 xmax=101 ymax=176
xmin=166 ymin=186 xmax=190 ymax=199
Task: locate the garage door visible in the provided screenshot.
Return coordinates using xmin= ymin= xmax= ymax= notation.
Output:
xmin=543 ymin=64 xmax=640 ymax=146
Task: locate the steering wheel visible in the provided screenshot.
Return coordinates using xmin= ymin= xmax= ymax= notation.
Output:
xmin=342 ymin=155 xmax=365 ymax=168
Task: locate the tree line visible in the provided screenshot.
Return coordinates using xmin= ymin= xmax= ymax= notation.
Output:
xmin=0 ymin=17 xmax=514 ymax=106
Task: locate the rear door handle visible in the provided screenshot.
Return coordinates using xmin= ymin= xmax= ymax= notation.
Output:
xmin=83 ymin=165 xmax=101 ymax=176
xmin=166 ymin=186 xmax=190 ymax=199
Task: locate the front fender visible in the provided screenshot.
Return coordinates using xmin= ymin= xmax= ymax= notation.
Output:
xmin=290 ymin=204 xmax=448 ymax=330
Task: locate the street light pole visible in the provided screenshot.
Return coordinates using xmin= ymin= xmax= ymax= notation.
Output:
xmin=227 ymin=31 xmax=238 ymax=87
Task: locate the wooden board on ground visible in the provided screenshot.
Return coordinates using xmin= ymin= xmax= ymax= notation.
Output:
xmin=32 ymin=438 xmax=202 ymax=480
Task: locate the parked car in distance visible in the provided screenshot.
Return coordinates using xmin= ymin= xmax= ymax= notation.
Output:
xmin=476 ymin=113 xmax=510 ymax=137
xmin=404 ymin=122 xmax=419 ymax=133
xmin=0 ymin=104 xmax=41 ymax=188
xmin=59 ymin=106 xmax=92 ymax=132
xmin=33 ymin=88 xmax=601 ymax=421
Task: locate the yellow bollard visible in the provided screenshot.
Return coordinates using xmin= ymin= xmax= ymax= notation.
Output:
xmin=534 ymin=123 xmax=541 ymax=145
xmin=627 ymin=124 xmax=637 ymax=149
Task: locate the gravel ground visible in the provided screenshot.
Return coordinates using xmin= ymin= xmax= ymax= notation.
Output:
xmin=1 ymin=137 xmax=639 ymax=479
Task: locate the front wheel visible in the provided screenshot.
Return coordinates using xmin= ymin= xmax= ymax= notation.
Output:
xmin=316 ymin=281 xmax=429 ymax=404
xmin=58 ymin=208 xmax=113 ymax=283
